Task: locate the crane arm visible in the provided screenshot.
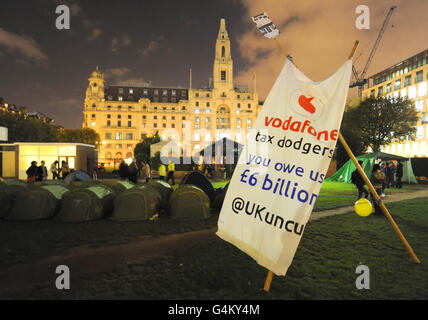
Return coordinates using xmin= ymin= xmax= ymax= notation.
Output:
xmin=361 ymin=6 xmax=397 ymax=79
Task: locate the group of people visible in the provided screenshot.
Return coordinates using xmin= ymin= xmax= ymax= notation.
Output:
xmin=351 ymin=160 xmax=404 ymax=215
xmin=26 ymin=160 xmax=70 ymax=183
xmin=158 ymin=161 xmax=175 ymax=185
xmin=118 ymin=159 xmax=151 ymax=184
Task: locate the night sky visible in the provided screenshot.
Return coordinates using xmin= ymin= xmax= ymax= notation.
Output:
xmin=1 ymin=0 xmax=427 ymax=128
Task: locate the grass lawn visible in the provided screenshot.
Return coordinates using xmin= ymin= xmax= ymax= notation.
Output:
xmin=4 ymin=197 xmax=427 ymax=299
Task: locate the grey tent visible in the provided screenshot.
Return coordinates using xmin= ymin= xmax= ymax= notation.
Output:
xmin=6 ymin=184 xmax=70 ymax=221
xmin=111 ymin=185 xmax=161 ymax=221
xmin=168 ymin=185 xmax=211 ymax=220
xmin=64 ymin=170 xmax=92 ymax=185
xmin=0 ymin=180 xmax=27 ymax=219
xmin=55 ymin=184 xmax=116 ymax=222
xmin=211 ymin=182 xmax=229 ymax=211
xmin=147 ymin=180 xmax=173 ymax=210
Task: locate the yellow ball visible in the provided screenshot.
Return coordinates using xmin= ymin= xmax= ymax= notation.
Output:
xmin=354 ymin=198 xmax=373 ymax=217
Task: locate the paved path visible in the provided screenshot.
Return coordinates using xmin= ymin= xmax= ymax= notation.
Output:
xmin=1 ymin=188 xmax=427 ymax=297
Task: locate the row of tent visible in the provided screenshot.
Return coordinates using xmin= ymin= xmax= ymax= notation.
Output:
xmin=0 ymin=171 xmax=229 ymax=222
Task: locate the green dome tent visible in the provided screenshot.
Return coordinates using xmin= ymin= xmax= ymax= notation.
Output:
xmin=104 ymin=180 xmax=135 ymax=195
xmin=168 ymin=185 xmax=211 ymax=220
xmin=147 ymin=180 xmax=173 ymax=210
xmin=327 ymin=152 xmax=417 ymax=184
xmin=34 ymin=180 xmax=67 ymax=187
xmin=55 ymin=184 xmax=116 ymax=222
xmin=0 ymin=180 xmax=27 ymax=219
xmin=5 ymin=184 xmax=70 ymax=221
xmin=69 ymin=180 xmax=102 ymax=189
xmin=111 ymin=185 xmax=162 ymax=221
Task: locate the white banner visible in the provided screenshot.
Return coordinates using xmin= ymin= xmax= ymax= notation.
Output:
xmin=217 ymin=59 xmax=352 ymax=276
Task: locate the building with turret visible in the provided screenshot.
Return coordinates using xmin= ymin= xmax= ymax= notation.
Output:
xmin=82 ymin=18 xmax=262 ymax=165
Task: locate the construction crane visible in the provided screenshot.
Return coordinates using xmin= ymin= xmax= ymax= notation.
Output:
xmin=350 ymin=5 xmax=397 ymax=97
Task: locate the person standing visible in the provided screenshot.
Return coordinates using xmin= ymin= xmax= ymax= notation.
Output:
xmin=50 ymin=161 xmax=59 ymax=180
xmin=396 ymin=160 xmax=403 ymax=189
xmin=370 ymin=164 xmax=387 ymax=215
xmin=389 ymin=162 xmax=397 ymax=187
xmin=158 ymin=163 xmax=166 ymax=181
xmin=60 ymin=161 xmax=70 ymax=180
xmin=128 ymin=159 xmax=139 ymax=184
xmin=119 ymin=160 xmax=129 ymax=180
xmin=166 ymin=161 xmax=176 ymax=185
xmin=144 ymin=161 xmax=151 ymax=183
xmin=37 ymin=160 xmax=48 ymax=181
xmin=26 ymin=161 xmax=38 ymax=183
xmin=351 ymin=160 xmax=369 ymax=200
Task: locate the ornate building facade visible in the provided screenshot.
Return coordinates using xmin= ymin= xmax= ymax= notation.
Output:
xmin=82 ymin=18 xmax=262 ymax=165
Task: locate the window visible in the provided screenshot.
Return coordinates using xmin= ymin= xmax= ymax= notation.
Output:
xmin=107 ymin=120 xmax=111 ymax=127
xmin=418 ymin=82 xmax=427 ymax=97
xmin=163 ymin=90 xmax=167 ymax=96
xmin=118 ymin=96 xmax=123 ymax=101
xmin=162 ymin=97 xmax=168 ymax=102
xmin=142 ymin=115 xmax=146 ymax=119
xmin=182 ymin=91 xmax=186 ymax=97
xmin=116 ymin=144 xmax=122 ymax=149
xmin=247 ymin=118 xmax=252 ymax=124
xmin=415 ymin=99 xmax=424 ymax=111
xmin=118 ymin=115 xmax=122 ymax=119
xmin=162 ymin=123 xmax=166 ymax=128
xmin=182 ymin=116 xmax=186 ymax=120
xmin=237 ymin=118 xmax=241 ymax=123
xmin=107 ymin=106 xmax=111 ymax=110
xmin=421 ymin=112 xmax=428 ymax=124
xmin=154 ymin=89 xmax=159 ymax=95
xmin=154 ymin=123 xmax=158 ymax=128
xmin=118 ymin=106 xmax=122 ymax=110
xmin=162 ymin=116 xmax=166 ymax=120
xmin=206 ymin=125 xmax=210 ymax=130
xmin=154 ymin=115 xmax=158 ymax=120
xmin=195 ymin=108 xmax=200 ymax=114
xmin=237 ymin=95 xmax=240 ymax=99
xmin=395 ymin=79 xmax=401 ymax=90
xmin=182 ymin=106 xmax=186 ymax=110
xmin=108 ymin=96 xmax=113 ymax=101
xmin=153 ymin=97 xmax=159 ymax=102
xmin=128 ymin=121 xmax=132 ymax=127
xmin=221 ymin=46 xmax=225 ymax=57
xmin=91 ymin=114 xmax=96 ymax=118
xmin=409 ymin=85 xmax=417 ymax=99
xmin=128 ymin=106 xmax=132 ymax=111
xmin=370 ymin=90 xmax=375 ymax=98
xmin=206 ymin=117 xmax=210 ymax=122
xmin=128 ymin=115 xmax=132 ymax=119
xmin=206 ymin=102 xmax=210 ymax=107
xmin=195 ymin=124 xmax=200 ymax=129
xmin=195 ymin=117 xmax=200 ymax=122
xmin=377 ymin=86 xmax=383 ymax=97
xmin=236 ymin=110 xmax=241 ymax=115
xmin=404 ymin=75 xmax=412 ymax=87
xmin=119 ymin=88 xmax=123 ymax=94
xmin=196 ymin=101 xmax=199 ymax=107
xmin=117 ymin=120 xmax=121 ymax=127
xmin=248 ymin=103 xmax=251 ymax=108
xmin=386 ymin=83 xmax=392 ymax=93
xmin=195 ymin=93 xmax=199 ymax=97
xmin=129 ymin=88 xmax=133 ymax=94
xmin=171 ymin=116 xmax=175 ymax=120
xmin=415 ymin=70 xmax=423 ymax=83
xmin=107 ymin=114 xmax=111 ymax=119
xmin=142 ymin=123 xmax=146 ymax=128
xmin=221 ymin=71 xmax=226 ymax=81
xmin=206 ymin=109 xmax=211 ymax=114
xmin=91 ymin=121 xmax=96 ymax=127
xmin=171 ymin=97 xmax=176 ymax=103
xmin=172 ymin=90 xmax=176 ymax=96
xmin=143 ymin=89 xmax=148 ymax=95
xmin=126 ymin=133 xmax=133 ymax=140
xmin=115 ymin=132 xmax=123 ymax=140
xmin=206 ymin=93 xmax=210 ymax=98
xmin=237 ymin=103 xmax=241 ymax=108
xmin=171 ymin=124 xmax=175 ymax=128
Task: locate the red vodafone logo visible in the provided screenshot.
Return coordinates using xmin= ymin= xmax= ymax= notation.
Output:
xmin=298 ymin=95 xmax=316 ymax=114
xmin=290 ymin=90 xmax=324 ymax=121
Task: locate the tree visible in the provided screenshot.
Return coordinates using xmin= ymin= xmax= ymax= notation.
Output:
xmin=342 ymin=97 xmax=417 ymax=153
xmin=134 ymin=132 xmax=161 ymax=165
xmin=59 ymin=127 xmax=100 ymax=146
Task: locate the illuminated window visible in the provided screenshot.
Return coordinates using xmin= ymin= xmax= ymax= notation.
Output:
xmin=404 ymin=75 xmax=412 ymax=87
xmin=105 ymin=132 xmax=112 ymax=139
xmin=91 ymin=121 xmax=96 ymax=127
xmin=401 ymin=88 xmax=407 ymax=98
xmin=386 ymin=83 xmax=392 ymax=93
xmin=129 ymin=88 xmax=133 ymax=94
xmin=115 ymin=132 xmax=123 ymax=140
xmin=418 ymin=82 xmax=427 ymax=97
xmin=415 ymin=70 xmax=423 ymax=83
xmin=118 ymin=96 xmax=123 ymax=101
xmin=394 ymin=79 xmax=401 ymax=90
xmin=416 ymin=126 xmax=424 ymax=140
xmin=409 ymin=85 xmax=417 ymax=99
xmin=377 ymin=86 xmax=383 ymax=97
xmin=415 ymin=99 xmax=424 ymax=111
xmin=126 ymin=133 xmax=133 ymax=140
xmin=206 ymin=109 xmax=211 ymax=114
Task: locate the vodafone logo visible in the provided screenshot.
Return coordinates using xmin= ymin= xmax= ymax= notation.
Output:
xmin=290 ymin=90 xmax=324 ymax=121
